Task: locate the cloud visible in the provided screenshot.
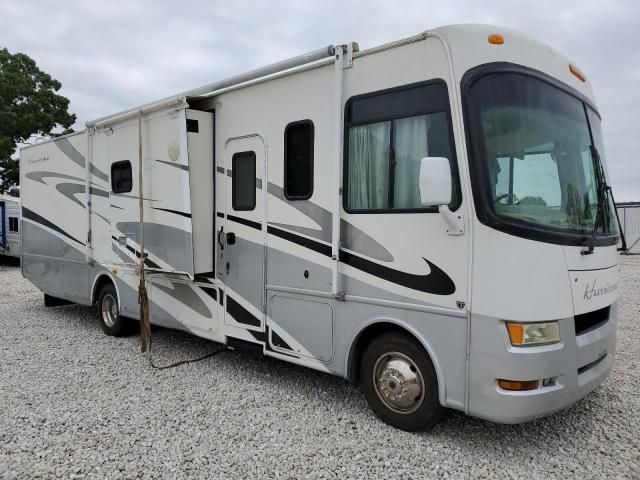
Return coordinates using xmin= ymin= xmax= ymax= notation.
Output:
xmin=2 ymin=0 xmax=638 ymax=199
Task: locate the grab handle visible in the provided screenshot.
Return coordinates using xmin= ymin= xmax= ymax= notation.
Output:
xmin=217 ymin=226 xmax=225 ymax=250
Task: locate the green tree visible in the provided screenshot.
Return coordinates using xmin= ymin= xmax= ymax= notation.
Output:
xmin=0 ymin=48 xmax=76 ymax=193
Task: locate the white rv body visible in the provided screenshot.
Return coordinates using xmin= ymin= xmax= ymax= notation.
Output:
xmin=0 ymin=195 xmax=21 ymax=258
xmin=19 ymin=25 xmax=620 ymax=425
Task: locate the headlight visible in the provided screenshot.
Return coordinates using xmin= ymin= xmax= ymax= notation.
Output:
xmin=506 ymin=321 xmax=560 ymax=346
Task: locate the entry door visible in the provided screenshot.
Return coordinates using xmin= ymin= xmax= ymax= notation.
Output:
xmin=220 ymin=136 xmax=266 ymax=331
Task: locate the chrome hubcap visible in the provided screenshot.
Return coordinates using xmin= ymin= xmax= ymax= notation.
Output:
xmin=373 ymin=352 xmax=425 ymax=414
xmin=101 ymin=294 xmax=118 ymax=328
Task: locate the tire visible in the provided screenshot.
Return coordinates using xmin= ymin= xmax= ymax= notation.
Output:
xmin=360 ymin=332 xmax=442 ymax=431
xmin=95 ymin=283 xmax=130 ymax=336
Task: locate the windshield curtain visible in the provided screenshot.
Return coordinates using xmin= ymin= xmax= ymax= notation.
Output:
xmin=466 ymin=71 xmax=618 ymax=241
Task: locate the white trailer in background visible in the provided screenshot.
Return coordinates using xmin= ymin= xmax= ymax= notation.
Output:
xmin=0 ymin=194 xmax=21 ymax=259
xmin=19 ymin=25 xmax=624 ymax=431
xmin=617 ymin=203 xmax=640 ymax=252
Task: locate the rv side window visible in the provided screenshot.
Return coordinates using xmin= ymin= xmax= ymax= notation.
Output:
xmin=111 ymin=160 xmax=133 ymax=194
xmin=9 ymin=217 xmax=18 ymax=232
xmin=344 ymin=81 xmax=460 ymax=212
xmin=284 ymin=120 xmax=314 ymax=199
xmin=232 ymin=151 xmax=256 ymax=211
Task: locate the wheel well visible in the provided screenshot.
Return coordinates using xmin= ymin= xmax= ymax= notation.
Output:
xmin=348 ymin=322 xmax=421 ymax=387
xmin=92 ymin=275 xmax=115 ymax=304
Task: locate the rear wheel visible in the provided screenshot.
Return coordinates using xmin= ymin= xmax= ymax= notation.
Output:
xmin=95 ymin=283 xmax=130 ymax=336
xmin=360 ymin=332 xmax=442 ymax=431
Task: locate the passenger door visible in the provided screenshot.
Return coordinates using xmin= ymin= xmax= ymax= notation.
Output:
xmin=219 ymin=135 xmax=266 ymax=332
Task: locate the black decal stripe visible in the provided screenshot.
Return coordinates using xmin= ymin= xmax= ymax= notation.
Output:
xmin=111 ymin=236 xmax=161 ymax=269
xmin=340 ymin=251 xmax=456 ymax=296
xmin=199 ymin=286 xmax=217 ymax=301
xmin=155 ymin=159 xmax=189 ymax=171
xmin=216 ymin=212 xmax=225 ymax=218
xmin=218 ymin=290 xmax=224 ymax=305
xmin=130 ymin=247 xmax=161 ymax=269
xmin=226 ymin=295 xmax=261 ymax=327
xmin=247 ymin=329 xmax=266 ymax=342
xmin=265 ymin=224 xmax=455 ymax=296
xmin=22 ymin=207 xmax=85 ymax=246
xmin=194 ymin=272 xmax=216 ymax=282
xmin=223 ymin=217 xmax=455 ymax=296
xmin=152 ymin=207 xmax=192 ymax=218
xmin=226 ymin=214 xmax=261 ymax=231
xmin=111 ymin=193 xmax=158 ymax=201
xmin=271 ymin=330 xmax=293 ymax=351
xmin=267 ymin=226 xmax=332 ymax=257
xmin=247 ymin=328 xmax=298 ymax=358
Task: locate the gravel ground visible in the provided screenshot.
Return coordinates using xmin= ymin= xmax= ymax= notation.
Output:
xmin=1 ymin=255 xmax=639 ymax=480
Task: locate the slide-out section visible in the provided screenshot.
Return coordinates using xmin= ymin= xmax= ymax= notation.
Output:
xmin=187 ymin=109 xmax=215 ymax=275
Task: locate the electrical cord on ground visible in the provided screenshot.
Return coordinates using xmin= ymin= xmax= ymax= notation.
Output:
xmin=145 ymin=333 xmax=227 ymax=370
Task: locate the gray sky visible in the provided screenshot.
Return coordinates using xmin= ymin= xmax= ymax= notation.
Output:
xmin=2 ymin=0 xmax=638 ymax=200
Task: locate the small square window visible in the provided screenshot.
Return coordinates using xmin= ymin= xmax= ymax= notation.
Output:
xmin=111 ymin=160 xmax=133 ymax=194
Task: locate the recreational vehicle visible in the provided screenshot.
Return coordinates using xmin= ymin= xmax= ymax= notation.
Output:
xmin=1 ymin=194 xmax=21 ymax=259
xmin=19 ymin=25 xmax=622 ymax=430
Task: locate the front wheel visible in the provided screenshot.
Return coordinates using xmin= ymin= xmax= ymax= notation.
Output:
xmin=96 ymin=283 xmax=130 ymax=336
xmin=360 ymin=332 xmax=442 ymax=431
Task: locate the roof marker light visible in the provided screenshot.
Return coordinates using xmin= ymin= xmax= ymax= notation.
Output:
xmin=488 ymin=34 xmax=504 ymax=45
xmin=569 ymin=63 xmax=586 ymax=82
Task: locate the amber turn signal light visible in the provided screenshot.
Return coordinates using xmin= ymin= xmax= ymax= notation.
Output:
xmin=498 ymin=379 xmax=540 ymax=391
xmin=569 ymin=63 xmax=586 ymax=82
xmin=488 ymin=34 xmax=504 ymax=45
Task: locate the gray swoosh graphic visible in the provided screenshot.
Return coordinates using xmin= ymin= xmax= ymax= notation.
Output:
xmin=267 ymin=183 xmax=332 ymax=242
xmin=55 ymin=138 xmax=109 ymax=182
xmin=55 ymin=183 xmax=85 ymax=208
xmin=153 ymin=282 xmax=212 ymax=319
xmin=54 ymin=183 xmax=110 ymax=209
xmin=116 ymin=221 xmax=193 ymax=273
xmin=25 ymin=171 xmax=109 ymax=198
xmin=340 ymin=221 xmax=393 ymax=262
xmin=90 ymin=187 xmax=109 ymax=198
xmin=26 ymin=171 xmax=85 ymax=185
xmin=266 ymin=182 xmax=393 ymax=262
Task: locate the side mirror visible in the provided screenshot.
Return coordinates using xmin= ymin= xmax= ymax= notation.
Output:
xmin=419 ymin=157 xmax=452 ymax=207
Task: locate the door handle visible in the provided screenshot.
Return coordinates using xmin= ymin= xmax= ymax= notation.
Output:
xmin=217 ymin=226 xmax=225 ymax=250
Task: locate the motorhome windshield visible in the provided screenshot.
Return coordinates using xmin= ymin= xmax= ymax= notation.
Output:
xmin=466 ymin=71 xmax=618 ymax=245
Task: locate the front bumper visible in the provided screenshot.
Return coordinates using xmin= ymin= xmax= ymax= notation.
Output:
xmin=467 ymin=303 xmax=617 ymax=423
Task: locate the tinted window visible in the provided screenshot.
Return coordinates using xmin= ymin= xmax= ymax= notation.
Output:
xmin=348 ymin=82 xmax=448 ymax=124
xmin=232 ymin=151 xmax=256 ymax=211
xmin=284 ymin=120 xmax=314 ymax=199
xmin=344 ymin=81 xmax=459 ymax=212
xmin=111 ymin=160 xmax=133 ymax=194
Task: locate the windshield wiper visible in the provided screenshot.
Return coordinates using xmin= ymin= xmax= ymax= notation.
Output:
xmin=581 ymin=145 xmax=627 ymax=255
